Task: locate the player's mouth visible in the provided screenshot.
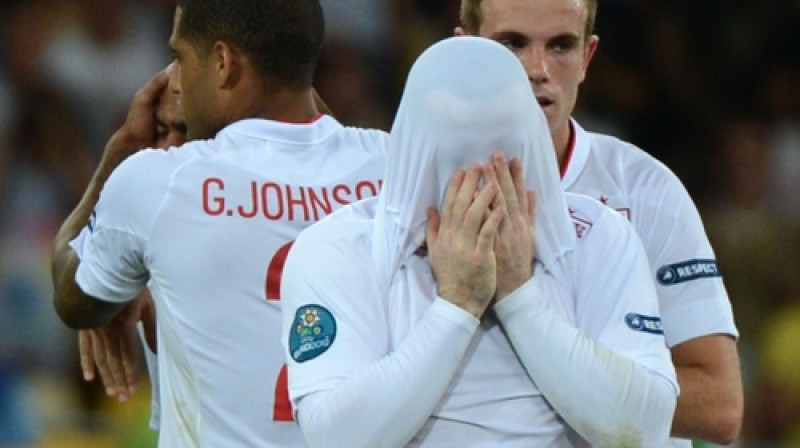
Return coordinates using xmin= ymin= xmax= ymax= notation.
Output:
xmin=536 ymin=96 xmax=555 ymax=111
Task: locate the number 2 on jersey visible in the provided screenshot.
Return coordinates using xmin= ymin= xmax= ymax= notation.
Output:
xmin=266 ymin=241 xmax=294 ymax=422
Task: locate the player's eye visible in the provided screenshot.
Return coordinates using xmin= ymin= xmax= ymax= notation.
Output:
xmin=499 ymin=37 xmax=526 ymax=52
xmin=550 ymin=36 xmax=579 ymax=53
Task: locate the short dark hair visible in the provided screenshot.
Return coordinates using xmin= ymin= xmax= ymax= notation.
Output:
xmin=176 ymin=0 xmax=324 ymax=88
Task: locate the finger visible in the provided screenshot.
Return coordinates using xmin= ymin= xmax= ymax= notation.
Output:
xmin=477 ymin=205 xmax=504 ymax=252
xmin=464 ymin=176 xmax=498 ymax=239
xmin=119 ymin=328 xmax=141 ymax=397
xmin=426 ymin=207 xmax=440 ymax=248
xmin=440 ymin=169 xmax=466 ymax=227
xmin=101 ymin=330 xmax=130 ymax=401
xmin=452 ymin=164 xmax=482 ymax=227
xmin=509 ymin=156 xmax=529 ymax=220
xmin=79 ymin=330 xmax=96 ymax=381
xmin=527 ymin=191 xmax=536 ymax=222
xmin=134 ymin=67 xmax=171 ymax=109
xmin=90 ymin=331 xmax=115 ymax=396
xmin=492 ymin=151 xmax=520 ymax=218
xmin=482 ymin=160 xmax=507 ymax=226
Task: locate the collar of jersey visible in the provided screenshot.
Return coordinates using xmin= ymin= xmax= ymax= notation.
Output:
xmin=560 ymin=118 xmax=591 ymax=189
xmin=216 ymin=115 xmax=339 ymax=145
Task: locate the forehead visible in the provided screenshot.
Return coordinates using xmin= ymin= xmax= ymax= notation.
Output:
xmin=480 ymin=0 xmax=587 ymax=38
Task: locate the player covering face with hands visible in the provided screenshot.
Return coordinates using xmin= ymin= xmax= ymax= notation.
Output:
xmin=281 ymin=36 xmax=678 ymax=447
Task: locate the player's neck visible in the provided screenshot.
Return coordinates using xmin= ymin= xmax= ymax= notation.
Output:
xmin=555 ymin=121 xmax=575 ymax=174
xmin=230 ymin=87 xmax=319 ymax=124
xmin=258 ymin=89 xmax=319 ymax=123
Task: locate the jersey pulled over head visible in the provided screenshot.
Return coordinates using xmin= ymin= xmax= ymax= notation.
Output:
xmin=376 ymin=36 xmax=575 ymax=274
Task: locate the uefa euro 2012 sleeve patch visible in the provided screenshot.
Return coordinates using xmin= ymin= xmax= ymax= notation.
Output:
xmin=289 ymin=305 xmax=337 ymax=363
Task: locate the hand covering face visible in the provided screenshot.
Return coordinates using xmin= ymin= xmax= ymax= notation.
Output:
xmin=372 ymin=36 xmax=575 ymax=283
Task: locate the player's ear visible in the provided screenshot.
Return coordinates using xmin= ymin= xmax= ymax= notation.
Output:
xmin=454 ymin=26 xmax=471 ymax=36
xmin=213 ymin=41 xmax=242 ymax=90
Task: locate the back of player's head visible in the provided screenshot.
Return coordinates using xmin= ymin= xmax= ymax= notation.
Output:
xmin=459 ymin=0 xmax=597 ymax=39
xmin=176 ymin=0 xmax=324 ymax=88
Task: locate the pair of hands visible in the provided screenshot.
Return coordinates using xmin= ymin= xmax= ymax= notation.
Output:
xmin=79 ymin=293 xmax=156 ymax=401
xmin=427 ymin=151 xmax=537 ymax=319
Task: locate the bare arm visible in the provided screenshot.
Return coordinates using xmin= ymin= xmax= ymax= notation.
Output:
xmin=52 ymin=68 xmax=172 ymax=329
xmin=670 ymin=334 xmax=744 ymax=444
xmin=51 ymin=131 xmax=134 ymax=328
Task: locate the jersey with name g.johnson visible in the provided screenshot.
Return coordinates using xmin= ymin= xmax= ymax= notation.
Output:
xmin=562 ymin=120 xmax=738 ymax=349
xmin=71 ymin=117 xmax=387 ymax=448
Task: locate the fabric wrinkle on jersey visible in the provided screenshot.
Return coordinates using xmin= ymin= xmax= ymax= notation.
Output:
xmin=373 ymin=36 xmax=575 ymax=282
xmin=283 ymin=36 xmax=677 ymax=447
xmin=71 ymin=115 xmax=388 ymax=447
xmin=562 ymin=119 xmax=738 ymax=349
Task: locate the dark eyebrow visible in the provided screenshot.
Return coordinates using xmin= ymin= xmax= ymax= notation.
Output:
xmin=490 ymin=30 xmax=529 ymax=42
xmin=549 ymin=32 xmax=581 ymax=45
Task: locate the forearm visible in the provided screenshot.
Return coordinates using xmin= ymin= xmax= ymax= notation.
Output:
xmin=670 ymin=335 xmax=743 ymax=443
xmin=296 ymin=298 xmax=478 ymax=448
xmin=495 ymin=279 xmax=677 ymax=447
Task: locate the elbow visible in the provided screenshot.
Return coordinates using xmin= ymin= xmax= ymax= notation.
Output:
xmin=708 ymin=400 xmax=743 ymax=445
xmin=53 ymin=283 xmax=110 ymax=329
xmin=53 ymin=291 xmax=88 ymax=329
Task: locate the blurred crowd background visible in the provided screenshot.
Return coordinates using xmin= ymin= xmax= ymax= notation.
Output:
xmin=0 ymin=0 xmax=798 ymax=446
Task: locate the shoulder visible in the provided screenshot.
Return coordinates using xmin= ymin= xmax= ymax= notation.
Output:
xmin=118 ymin=140 xmax=210 ymax=172
xmin=291 ymin=199 xmax=378 ymax=265
xmin=335 ymin=122 xmax=390 ymax=153
xmin=104 ymin=142 xmax=211 ymax=204
xmin=583 ymin=128 xmax=688 ymax=199
xmin=565 ymin=192 xmax=630 ymax=240
xmin=564 ymin=193 xmax=647 ymax=278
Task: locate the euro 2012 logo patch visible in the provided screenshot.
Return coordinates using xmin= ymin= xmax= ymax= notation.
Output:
xmin=289 ymin=305 xmax=336 ymax=363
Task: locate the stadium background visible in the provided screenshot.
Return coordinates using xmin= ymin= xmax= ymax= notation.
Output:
xmin=0 ymin=0 xmax=797 ymax=446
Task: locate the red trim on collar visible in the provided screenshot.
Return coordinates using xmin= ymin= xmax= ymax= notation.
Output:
xmin=559 ymin=122 xmax=576 ymax=179
xmin=276 ymin=114 xmax=325 ymax=124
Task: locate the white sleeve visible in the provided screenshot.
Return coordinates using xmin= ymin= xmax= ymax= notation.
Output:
xmin=282 ymin=229 xmax=479 ymax=448
xmin=495 ymin=210 xmax=678 ymax=447
xmin=71 ymin=150 xmax=168 ymax=303
xmin=631 ymin=166 xmax=737 ymax=346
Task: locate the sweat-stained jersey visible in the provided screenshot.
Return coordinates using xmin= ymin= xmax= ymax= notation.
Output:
xmin=563 ymin=120 xmax=737 ymax=348
xmin=71 ymin=116 xmax=387 ymax=447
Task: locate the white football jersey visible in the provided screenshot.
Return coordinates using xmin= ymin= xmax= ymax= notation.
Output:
xmin=282 ymin=193 xmax=677 ymax=447
xmin=72 ymin=116 xmax=387 ymax=447
xmin=282 ymin=35 xmax=677 ymax=446
xmin=562 ymin=120 xmax=738 ymax=348
xmin=563 ymin=120 xmax=738 ymax=448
